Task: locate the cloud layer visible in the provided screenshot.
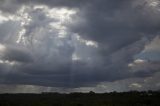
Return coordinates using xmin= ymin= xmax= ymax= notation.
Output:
xmin=0 ymin=0 xmax=160 ymax=92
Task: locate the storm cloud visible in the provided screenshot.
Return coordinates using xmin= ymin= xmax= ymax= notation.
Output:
xmin=0 ymin=0 xmax=160 ymax=92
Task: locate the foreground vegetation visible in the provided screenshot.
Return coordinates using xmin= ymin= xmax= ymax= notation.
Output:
xmin=0 ymin=91 xmax=160 ymax=106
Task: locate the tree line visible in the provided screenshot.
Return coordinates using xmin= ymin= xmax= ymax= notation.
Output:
xmin=0 ymin=90 xmax=160 ymax=106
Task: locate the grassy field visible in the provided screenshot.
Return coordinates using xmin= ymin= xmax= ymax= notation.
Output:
xmin=0 ymin=91 xmax=160 ymax=106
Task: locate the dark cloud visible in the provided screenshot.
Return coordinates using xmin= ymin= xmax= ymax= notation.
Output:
xmin=0 ymin=0 xmax=160 ymax=91
xmin=0 ymin=0 xmax=89 ymax=13
xmin=70 ymin=0 xmax=160 ymax=50
xmin=1 ymin=46 xmax=33 ymax=63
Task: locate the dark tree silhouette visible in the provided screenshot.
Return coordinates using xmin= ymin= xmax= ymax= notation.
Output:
xmin=0 ymin=91 xmax=160 ymax=106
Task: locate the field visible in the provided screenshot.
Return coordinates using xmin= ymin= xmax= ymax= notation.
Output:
xmin=0 ymin=91 xmax=160 ymax=106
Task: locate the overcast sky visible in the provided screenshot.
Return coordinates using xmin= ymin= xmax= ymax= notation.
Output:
xmin=0 ymin=0 xmax=160 ymax=93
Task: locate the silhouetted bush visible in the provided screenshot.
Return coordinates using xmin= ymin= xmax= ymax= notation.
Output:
xmin=0 ymin=91 xmax=159 ymax=106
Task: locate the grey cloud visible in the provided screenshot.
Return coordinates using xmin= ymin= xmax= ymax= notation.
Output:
xmin=0 ymin=21 xmax=21 ymax=42
xmin=0 ymin=0 xmax=160 ymax=91
xmin=0 ymin=0 xmax=21 ymax=13
xmin=1 ymin=72 xmax=160 ymax=93
xmin=136 ymin=36 xmax=160 ymax=61
xmin=70 ymin=0 xmax=160 ymax=44
xmin=0 ymin=0 xmax=89 ymax=14
xmin=1 ymin=46 xmax=33 ymax=63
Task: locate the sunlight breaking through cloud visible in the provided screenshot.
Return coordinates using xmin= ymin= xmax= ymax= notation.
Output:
xmin=0 ymin=0 xmax=160 ymax=92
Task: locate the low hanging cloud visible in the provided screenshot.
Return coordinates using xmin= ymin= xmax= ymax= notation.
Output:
xmin=0 ymin=44 xmax=33 ymax=63
xmin=0 ymin=0 xmax=160 ymax=92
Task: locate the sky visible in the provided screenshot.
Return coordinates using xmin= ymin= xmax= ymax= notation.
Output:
xmin=0 ymin=0 xmax=160 ymax=93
